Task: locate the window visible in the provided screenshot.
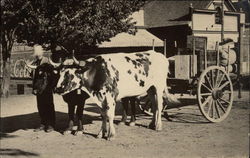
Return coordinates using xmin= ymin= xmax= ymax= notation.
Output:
xmin=215 ymin=7 xmax=222 ymax=24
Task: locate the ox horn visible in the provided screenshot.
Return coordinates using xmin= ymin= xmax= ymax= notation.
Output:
xmin=25 ymin=60 xmax=37 ymax=69
xmin=49 ymin=57 xmax=61 ymax=67
xmin=72 ymin=50 xmax=79 ymax=65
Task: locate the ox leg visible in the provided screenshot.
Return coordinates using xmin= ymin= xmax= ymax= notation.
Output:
xmin=119 ymin=98 xmax=128 ymax=125
xmin=64 ymin=104 xmax=75 ymax=135
xmin=155 ymin=89 xmax=163 ymax=131
xmin=97 ymin=108 xmax=107 ymax=139
xmin=129 ymin=97 xmax=136 ymax=127
xmin=107 ymin=102 xmax=116 ymax=141
xmin=148 ymin=93 xmax=157 ymax=129
xmin=74 ymin=104 xmax=84 ymax=136
xmin=148 ymin=87 xmax=163 ymax=130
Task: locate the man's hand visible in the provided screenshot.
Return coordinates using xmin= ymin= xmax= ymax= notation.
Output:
xmin=32 ymin=89 xmax=37 ymax=95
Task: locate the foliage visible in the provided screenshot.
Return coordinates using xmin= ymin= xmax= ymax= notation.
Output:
xmin=1 ymin=0 xmax=32 ymax=60
xmin=15 ymin=0 xmax=146 ymax=53
xmin=0 ymin=0 xmax=145 ymax=96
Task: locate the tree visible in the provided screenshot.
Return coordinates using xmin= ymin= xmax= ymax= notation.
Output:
xmin=1 ymin=0 xmax=33 ymax=97
xmin=17 ymin=0 xmax=146 ymax=52
xmin=1 ymin=0 xmax=145 ymax=97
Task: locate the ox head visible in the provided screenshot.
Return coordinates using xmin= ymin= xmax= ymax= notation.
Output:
xmin=54 ymin=67 xmax=82 ymax=95
xmin=54 ymin=56 xmax=90 ymax=95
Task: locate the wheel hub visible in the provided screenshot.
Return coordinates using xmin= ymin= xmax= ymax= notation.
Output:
xmin=212 ymin=88 xmax=223 ymax=100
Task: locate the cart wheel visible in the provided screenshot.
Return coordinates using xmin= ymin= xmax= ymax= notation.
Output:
xmin=137 ymin=96 xmax=153 ymax=116
xmin=137 ymin=95 xmax=167 ymax=116
xmin=197 ymin=66 xmax=233 ymax=122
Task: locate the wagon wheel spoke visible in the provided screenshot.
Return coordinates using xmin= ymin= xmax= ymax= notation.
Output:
xmin=200 ymin=93 xmax=212 ymax=96
xmin=201 ymin=83 xmax=212 ymax=92
xmin=207 ymin=98 xmax=213 ymax=114
xmin=217 ymin=100 xmax=226 ymax=113
xmin=214 ymin=101 xmax=221 ymax=118
xmin=202 ymin=96 xmax=212 ymax=107
xmin=215 ymin=73 xmax=225 ymax=88
xmin=219 ymin=97 xmax=230 ymax=105
xmin=219 ymin=81 xmax=230 ymax=90
xmin=214 ymin=69 xmax=220 ymax=88
xmin=138 ymin=98 xmax=154 ymax=116
xmin=210 ymin=69 xmax=214 ymax=88
xmin=205 ymin=74 xmax=213 ymax=90
xmin=210 ymin=100 xmax=215 ymax=118
xmin=147 ymin=106 xmax=152 ymax=113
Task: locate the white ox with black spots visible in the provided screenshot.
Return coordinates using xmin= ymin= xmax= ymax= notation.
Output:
xmin=55 ymin=50 xmax=169 ymax=140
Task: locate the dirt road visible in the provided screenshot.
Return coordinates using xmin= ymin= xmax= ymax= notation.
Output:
xmin=1 ymin=92 xmax=249 ymax=158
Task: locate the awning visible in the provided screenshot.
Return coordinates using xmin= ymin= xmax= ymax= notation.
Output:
xmin=99 ymin=29 xmax=163 ymax=48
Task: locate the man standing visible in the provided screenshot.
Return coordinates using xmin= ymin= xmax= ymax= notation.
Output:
xmin=31 ymin=45 xmax=56 ymax=133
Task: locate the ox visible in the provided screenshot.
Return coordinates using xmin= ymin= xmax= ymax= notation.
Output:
xmin=26 ymin=62 xmax=89 ymax=135
xmin=119 ymin=97 xmax=137 ymax=126
xmin=55 ymin=50 xmax=169 ymax=140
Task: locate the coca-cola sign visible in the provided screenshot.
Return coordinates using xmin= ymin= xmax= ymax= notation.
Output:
xmin=0 ymin=44 xmax=50 ymax=79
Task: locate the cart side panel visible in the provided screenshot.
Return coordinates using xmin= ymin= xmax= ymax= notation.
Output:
xmin=187 ymin=36 xmax=217 ymax=75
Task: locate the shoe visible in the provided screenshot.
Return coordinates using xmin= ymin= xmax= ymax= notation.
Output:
xmin=45 ymin=125 xmax=54 ymax=133
xmin=34 ymin=124 xmax=45 ymax=132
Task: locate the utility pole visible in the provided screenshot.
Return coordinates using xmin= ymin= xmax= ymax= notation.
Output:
xmin=221 ymin=0 xmax=224 ymax=42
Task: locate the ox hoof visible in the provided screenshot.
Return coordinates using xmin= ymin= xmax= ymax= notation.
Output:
xmin=155 ymin=124 xmax=162 ymax=131
xmin=107 ymin=135 xmax=115 ymax=141
xmin=73 ymin=130 xmax=84 ymax=136
xmin=118 ymin=121 xmax=126 ymax=126
xmin=164 ymin=112 xmax=173 ymax=121
xmin=63 ymin=130 xmax=72 ymax=135
xmin=148 ymin=122 xmax=155 ymax=130
xmin=96 ymin=130 xmax=106 ymax=139
xmin=129 ymin=121 xmax=136 ymax=127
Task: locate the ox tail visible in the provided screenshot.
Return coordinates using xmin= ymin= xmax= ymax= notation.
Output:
xmin=163 ymin=87 xmax=181 ymax=105
xmin=162 ymin=55 xmax=180 ymax=105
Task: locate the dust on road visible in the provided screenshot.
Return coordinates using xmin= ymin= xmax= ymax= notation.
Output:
xmin=1 ymin=92 xmax=249 ymax=158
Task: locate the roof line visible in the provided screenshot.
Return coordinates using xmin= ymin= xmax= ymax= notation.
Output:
xmin=205 ymin=1 xmax=213 ymax=9
xmin=226 ymin=0 xmax=237 ymax=12
xmin=205 ymin=0 xmax=237 ymax=12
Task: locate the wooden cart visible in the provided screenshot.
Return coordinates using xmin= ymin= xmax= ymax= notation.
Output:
xmin=138 ymin=36 xmax=236 ymax=123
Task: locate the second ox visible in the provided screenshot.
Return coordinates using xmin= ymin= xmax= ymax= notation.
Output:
xmin=55 ymin=50 xmax=169 ymax=140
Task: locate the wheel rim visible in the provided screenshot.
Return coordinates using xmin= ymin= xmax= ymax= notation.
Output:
xmin=137 ymin=97 xmax=153 ymax=116
xmin=137 ymin=95 xmax=167 ymax=116
xmin=197 ymin=66 xmax=233 ymax=122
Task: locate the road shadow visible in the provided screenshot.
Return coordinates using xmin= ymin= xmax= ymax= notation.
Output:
xmin=84 ymin=103 xmax=100 ymax=114
xmin=164 ymin=112 xmax=209 ymax=124
xmin=166 ymin=98 xmax=197 ymax=109
xmin=0 ymin=148 xmax=39 ymax=157
xmin=85 ymin=102 xmax=140 ymax=116
xmin=0 ymin=111 xmax=101 ymax=133
xmin=0 ymin=133 xmax=18 ymax=140
xmin=0 ymin=97 xmax=210 ymax=135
